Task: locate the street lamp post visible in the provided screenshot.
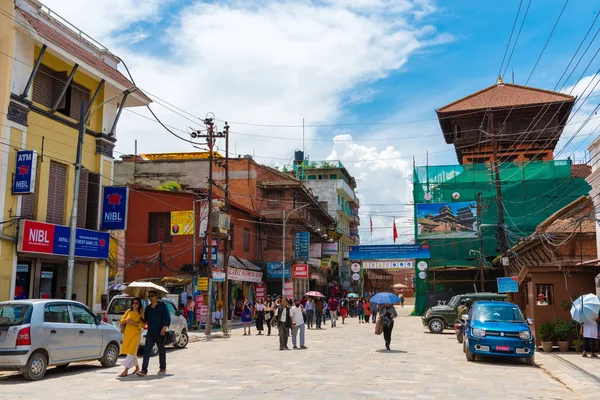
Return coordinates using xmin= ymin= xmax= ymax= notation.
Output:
xmin=282 ymin=203 xmax=310 ymax=297
xmin=66 ymin=87 xmax=137 ymax=300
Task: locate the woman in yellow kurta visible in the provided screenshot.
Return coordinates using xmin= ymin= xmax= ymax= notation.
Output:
xmin=119 ymin=297 xmax=144 ymax=377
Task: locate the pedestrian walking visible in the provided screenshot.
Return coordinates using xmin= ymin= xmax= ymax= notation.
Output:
xmin=273 ymin=298 xmax=292 ymax=350
xmin=118 ymin=297 xmax=144 ymax=377
xmin=378 ymin=303 xmax=398 ymax=351
xmin=315 ymin=297 xmax=324 ymax=329
xmin=242 ymin=297 xmax=253 ymax=336
xmin=581 ymin=317 xmax=599 ymax=357
xmin=255 ymin=298 xmax=265 ymax=335
xmin=364 ymin=299 xmax=371 ymax=324
xmin=264 ymin=297 xmax=275 ymax=336
xmin=305 ymin=297 xmax=315 ymax=329
xmin=186 ymin=297 xmax=195 ymax=330
xmin=324 ymin=301 xmax=330 ymax=323
xmin=340 ymin=296 xmax=349 ymax=324
xmin=357 ymin=299 xmax=365 ymax=323
xmin=372 ymin=303 xmax=378 ymax=323
xmin=290 ymin=299 xmax=307 ymax=349
xmin=400 ymin=295 xmax=405 ymax=308
xmin=137 ymin=290 xmax=171 ymax=376
xmin=328 ymin=296 xmax=339 ymax=328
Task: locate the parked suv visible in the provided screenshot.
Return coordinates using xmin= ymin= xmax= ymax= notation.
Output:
xmin=106 ymin=295 xmax=188 ymax=355
xmin=421 ymin=292 xmax=506 ymax=333
xmin=0 ymin=300 xmax=121 ymax=381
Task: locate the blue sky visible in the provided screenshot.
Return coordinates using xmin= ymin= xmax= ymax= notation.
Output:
xmin=43 ymin=0 xmax=600 ymax=244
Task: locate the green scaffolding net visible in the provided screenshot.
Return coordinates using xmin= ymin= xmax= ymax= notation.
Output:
xmin=412 ymin=160 xmax=591 ymax=315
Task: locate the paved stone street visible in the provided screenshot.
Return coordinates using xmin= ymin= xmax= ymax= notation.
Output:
xmin=0 ymin=307 xmax=585 ymax=399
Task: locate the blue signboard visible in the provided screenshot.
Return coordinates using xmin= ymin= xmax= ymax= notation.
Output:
xmin=101 ymin=186 xmax=128 ymax=230
xmin=267 ymin=262 xmax=291 ymax=278
xmin=13 ymin=150 xmax=37 ymax=194
xmin=293 ymin=232 xmax=310 ymax=260
xmin=497 ymin=277 xmax=518 ymax=293
xmin=202 ymin=239 xmax=218 ymax=265
xmin=349 ymin=244 xmax=430 ymax=260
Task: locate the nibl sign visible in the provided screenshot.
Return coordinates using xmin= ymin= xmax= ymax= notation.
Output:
xmin=12 ymin=150 xmax=37 ymax=194
xmin=101 ymin=186 xmax=128 ymax=230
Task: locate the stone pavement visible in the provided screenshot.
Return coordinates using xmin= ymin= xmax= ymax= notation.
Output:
xmin=536 ymin=350 xmax=600 ymax=399
xmin=0 ymin=306 xmax=581 ymax=399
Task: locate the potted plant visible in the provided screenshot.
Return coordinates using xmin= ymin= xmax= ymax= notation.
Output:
xmin=553 ymin=319 xmax=571 ymax=352
xmin=573 ymin=339 xmax=584 ymax=352
xmin=538 ymin=322 xmax=554 ymax=352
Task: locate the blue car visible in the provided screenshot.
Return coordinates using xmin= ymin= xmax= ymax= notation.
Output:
xmin=463 ymin=301 xmax=535 ymax=365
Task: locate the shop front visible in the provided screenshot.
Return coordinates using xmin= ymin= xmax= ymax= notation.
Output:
xmin=14 ymin=220 xmax=110 ymax=309
xmin=227 ymin=261 xmax=262 ymax=322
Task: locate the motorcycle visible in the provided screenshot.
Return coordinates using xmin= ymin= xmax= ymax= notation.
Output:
xmin=454 ymin=319 xmax=464 ymax=343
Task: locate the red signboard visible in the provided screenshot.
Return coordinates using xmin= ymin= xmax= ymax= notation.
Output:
xmin=284 ymin=281 xmax=294 ymax=298
xmin=255 ymin=282 xmax=266 ymax=301
xmin=20 ymin=220 xmax=55 ymax=254
xmin=293 ymin=264 xmax=309 ymax=279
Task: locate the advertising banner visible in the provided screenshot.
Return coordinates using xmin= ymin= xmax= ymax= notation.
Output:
xmin=170 ymin=210 xmax=194 ymax=235
xmin=101 ymin=186 xmax=128 ymax=230
xmin=416 ymin=202 xmax=477 ymax=239
xmin=198 ymin=200 xmax=209 ymax=237
xmin=362 ymin=260 xmax=414 ymax=269
xmin=267 ymin=262 xmax=291 ymax=278
xmin=195 ymin=295 xmax=203 ymax=320
xmin=228 ymin=267 xmax=262 ymax=283
xmin=349 ymin=244 xmax=430 ymax=260
xmin=292 ymin=264 xmax=309 ymax=279
xmin=13 ymin=150 xmax=37 ymax=194
xmin=293 ymin=232 xmax=310 ymax=260
xmin=322 ymin=243 xmax=338 ymax=256
xmin=18 ymin=220 xmax=109 ymax=259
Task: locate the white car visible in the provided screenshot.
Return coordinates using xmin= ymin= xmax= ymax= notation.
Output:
xmin=105 ymin=295 xmax=188 ymax=355
xmin=0 ymin=300 xmax=121 ymax=380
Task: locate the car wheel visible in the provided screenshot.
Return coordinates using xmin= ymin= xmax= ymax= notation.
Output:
xmin=428 ymin=318 xmax=444 ymax=334
xmin=465 ymin=340 xmax=475 ymax=362
xmin=174 ymin=331 xmax=189 ymax=349
xmin=100 ymin=343 xmax=119 ymax=367
xmin=525 ymin=354 xmax=535 ymax=366
xmin=23 ymin=351 xmax=47 ymax=381
xmin=150 ymin=343 xmax=159 ymax=357
xmin=457 ymin=333 xmax=463 ymax=344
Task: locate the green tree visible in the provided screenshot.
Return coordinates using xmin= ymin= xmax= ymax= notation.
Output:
xmin=157 ymin=181 xmax=182 ymax=191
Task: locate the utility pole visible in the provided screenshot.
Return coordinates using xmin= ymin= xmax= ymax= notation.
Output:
xmin=205 ymin=118 xmax=215 ymax=337
xmin=66 ymin=100 xmax=86 ymax=301
xmin=477 ymin=192 xmax=484 ymax=292
xmin=222 ymin=123 xmax=230 ymax=335
xmin=282 ymin=209 xmax=286 ymax=297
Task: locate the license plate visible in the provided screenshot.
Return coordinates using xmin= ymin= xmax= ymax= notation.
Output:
xmin=496 ymin=345 xmax=510 ymax=351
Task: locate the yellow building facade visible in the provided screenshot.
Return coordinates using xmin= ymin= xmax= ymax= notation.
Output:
xmin=0 ymin=0 xmax=149 ymax=310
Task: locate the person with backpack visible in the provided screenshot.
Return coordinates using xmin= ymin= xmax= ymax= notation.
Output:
xmin=273 ymin=298 xmax=292 ymax=350
xmin=378 ymin=303 xmax=398 ymax=351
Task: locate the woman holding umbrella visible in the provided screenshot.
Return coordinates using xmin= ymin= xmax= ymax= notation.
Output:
xmin=371 ymin=292 xmax=400 ymax=350
xmin=571 ymin=293 xmax=600 ymax=357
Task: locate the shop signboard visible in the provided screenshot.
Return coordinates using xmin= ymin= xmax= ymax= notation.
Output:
xmin=202 ymin=239 xmax=218 ymax=264
xmin=212 ymin=269 xmax=226 ymax=282
xmin=320 ymin=258 xmax=331 ymax=270
xmin=293 ymin=232 xmax=310 ymax=260
xmin=283 ymin=281 xmax=294 ymax=298
xmin=12 ymin=150 xmax=37 ymax=194
xmin=349 ymin=244 xmax=430 ymax=260
xmin=292 ymin=264 xmax=309 ymax=279
xmin=255 ymin=282 xmax=266 ymax=301
xmin=18 ymin=220 xmax=109 ymax=259
xmin=310 ymin=243 xmax=322 ymax=258
xmin=267 ymin=262 xmax=290 ymax=278
xmin=170 ymin=210 xmax=194 ymax=235
xmin=322 ymin=243 xmax=338 ymax=256
xmin=196 ymin=277 xmax=209 ymax=291
xmin=101 ymin=186 xmax=128 ymax=230
xmin=497 ymin=277 xmax=518 ymax=293
xmin=198 ymin=199 xmax=209 ymax=237
xmin=362 ymin=260 xmax=414 ymax=269
xmin=228 ymin=267 xmax=262 ymax=283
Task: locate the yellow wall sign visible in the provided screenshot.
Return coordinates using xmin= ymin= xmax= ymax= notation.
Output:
xmin=197 ymin=277 xmax=209 ymax=291
xmin=171 ymin=211 xmax=194 ymax=235
xmin=320 ymin=258 xmax=331 ymax=269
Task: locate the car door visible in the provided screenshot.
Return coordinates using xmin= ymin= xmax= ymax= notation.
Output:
xmin=165 ymin=301 xmax=181 ymax=339
xmin=43 ymin=303 xmax=76 ymax=363
xmin=70 ymin=303 xmax=103 ymax=359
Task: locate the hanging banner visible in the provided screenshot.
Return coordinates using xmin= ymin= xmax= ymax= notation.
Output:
xmin=101 ymin=186 xmax=128 ymax=230
xmin=362 ymin=260 xmax=414 ymax=269
xmin=255 ymin=282 xmax=267 ymax=301
xmin=13 ymin=150 xmax=37 ymax=194
xmin=292 ymin=264 xmax=309 ymax=279
xmin=416 ymin=202 xmax=477 ymax=239
xmin=310 ymin=243 xmax=322 ymax=258
xmin=198 ymin=200 xmax=209 ymax=237
xmin=293 ymin=232 xmax=310 ymax=260
xmin=170 ymin=210 xmax=194 ymax=235
xmin=349 ymin=244 xmax=430 ymax=260
xmin=228 ymin=267 xmax=262 ymax=283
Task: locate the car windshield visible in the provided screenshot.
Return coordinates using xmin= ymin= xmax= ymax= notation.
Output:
xmin=108 ymin=297 xmax=133 ymax=314
xmin=0 ymin=304 xmax=31 ymax=326
xmin=447 ymin=296 xmax=460 ymax=309
xmin=472 ymin=304 xmax=525 ymax=323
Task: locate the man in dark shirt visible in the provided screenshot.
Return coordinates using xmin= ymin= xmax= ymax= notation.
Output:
xmin=137 ymin=290 xmax=171 ymax=376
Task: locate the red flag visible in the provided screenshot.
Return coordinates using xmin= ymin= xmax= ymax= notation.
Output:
xmin=393 ymin=218 xmax=398 ymax=243
xmin=370 ymin=216 xmax=373 ymax=233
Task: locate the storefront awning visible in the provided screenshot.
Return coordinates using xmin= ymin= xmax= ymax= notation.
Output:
xmin=239 ymin=258 xmax=261 ymax=271
xmin=227 ymin=256 xmax=246 ymax=270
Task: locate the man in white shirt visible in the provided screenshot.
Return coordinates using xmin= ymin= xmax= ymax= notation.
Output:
xmin=290 ymin=299 xmax=307 ymax=349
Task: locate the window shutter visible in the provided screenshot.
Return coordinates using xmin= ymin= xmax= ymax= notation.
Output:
xmin=20 ymin=194 xmax=35 ymax=219
xmin=32 ymin=64 xmax=54 ymax=108
xmin=52 ymin=71 xmax=68 ymax=110
xmin=46 ymin=161 xmax=66 ymax=225
xmin=76 ymin=168 xmax=89 ymax=228
xmin=86 ymin=173 xmax=100 ymax=230
xmin=70 ymin=82 xmax=90 ymax=121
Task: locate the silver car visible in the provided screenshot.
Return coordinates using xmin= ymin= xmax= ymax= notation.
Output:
xmin=0 ymin=299 xmax=122 ymax=381
xmin=105 ymin=295 xmax=188 ymax=356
